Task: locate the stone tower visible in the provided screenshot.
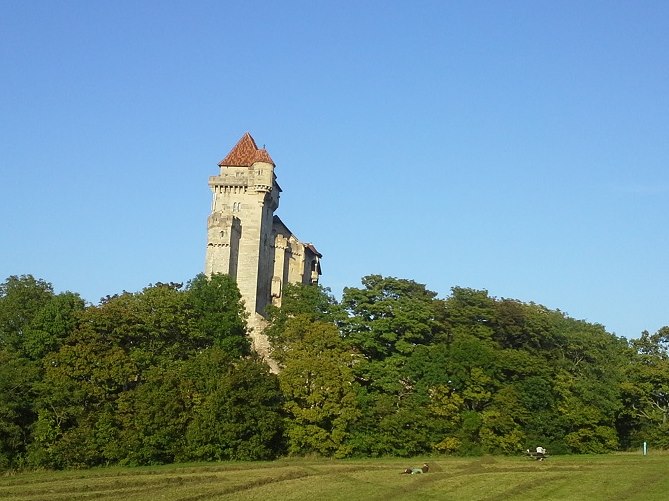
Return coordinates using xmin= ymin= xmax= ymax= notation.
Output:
xmin=206 ymin=132 xmax=321 ymax=357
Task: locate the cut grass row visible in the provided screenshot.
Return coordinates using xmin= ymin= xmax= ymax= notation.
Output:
xmin=1 ymin=454 xmax=668 ymax=500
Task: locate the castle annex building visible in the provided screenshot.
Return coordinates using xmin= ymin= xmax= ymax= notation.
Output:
xmin=205 ymin=132 xmax=321 ymax=354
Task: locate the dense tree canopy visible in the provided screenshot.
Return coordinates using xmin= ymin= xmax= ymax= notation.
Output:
xmin=621 ymin=327 xmax=669 ymax=448
xmin=0 ymin=274 xmax=281 ymax=469
xmin=0 ymin=273 xmax=665 ymax=469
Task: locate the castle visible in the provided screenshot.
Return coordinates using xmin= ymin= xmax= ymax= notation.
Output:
xmin=205 ymin=132 xmax=321 ymax=357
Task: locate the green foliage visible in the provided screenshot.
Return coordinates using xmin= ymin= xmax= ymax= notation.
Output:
xmin=492 ymin=299 xmax=557 ymax=351
xmin=4 ymin=274 xmax=278 ymax=469
xmin=77 ymin=284 xmax=198 ymax=370
xmin=273 ymin=317 xmax=359 ymax=458
xmin=185 ymin=352 xmax=284 ymax=461
xmin=342 ymin=275 xmax=442 ymax=360
xmin=0 ymin=275 xmax=55 ymax=353
xmin=444 ymin=287 xmax=496 ymax=342
xmin=29 ymin=326 xmax=138 ymax=468
xmin=0 ymin=350 xmax=38 ymax=468
xmin=186 ymin=274 xmax=250 ymax=357
xmin=0 ymin=271 xmax=664 ymax=468
xmin=266 ymin=283 xmax=343 ymax=365
xmin=267 ymin=282 xmax=343 ymax=325
xmin=0 ymin=276 xmax=85 ymax=468
xmin=21 ymin=292 xmax=85 ymax=361
xmin=114 ymin=361 xmax=192 ymax=465
xmin=342 ymin=277 xmax=449 ymax=457
xmin=621 ymin=327 xmax=669 ymax=448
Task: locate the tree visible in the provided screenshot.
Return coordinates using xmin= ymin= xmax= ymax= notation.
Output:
xmin=265 ymin=283 xmax=343 ymax=364
xmin=443 ymin=287 xmax=496 ymax=343
xmin=492 ymin=299 xmax=557 ymax=352
xmin=340 ymin=276 xmax=447 ymax=456
xmin=21 ymin=292 xmax=85 ymax=361
xmin=0 ymin=276 xmax=83 ymax=468
xmin=28 ymin=276 xmax=254 ymax=468
xmin=77 ymin=284 xmax=195 ymax=370
xmin=0 ymin=275 xmax=54 ymax=353
xmin=29 ymin=326 xmax=138 ymax=468
xmin=548 ymin=319 xmax=627 ymax=453
xmin=621 ymin=327 xmax=669 ymax=448
xmin=342 ymin=275 xmax=442 ymax=360
xmin=0 ymin=349 xmax=39 ymax=468
xmin=113 ymin=360 xmax=193 ymax=465
xmin=267 ymin=283 xmax=343 ymax=324
xmin=185 ymin=351 xmax=284 ymax=461
xmin=273 ymin=316 xmax=359 ymax=457
xmin=187 ymin=273 xmax=250 ymax=358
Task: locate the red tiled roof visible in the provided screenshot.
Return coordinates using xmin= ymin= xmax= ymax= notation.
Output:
xmin=218 ymin=132 xmax=275 ymax=167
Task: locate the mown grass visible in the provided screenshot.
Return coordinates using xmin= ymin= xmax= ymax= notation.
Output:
xmin=1 ymin=453 xmax=668 ymax=500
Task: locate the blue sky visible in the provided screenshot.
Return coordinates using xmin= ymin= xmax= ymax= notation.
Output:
xmin=2 ymin=1 xmax=667 ymax=339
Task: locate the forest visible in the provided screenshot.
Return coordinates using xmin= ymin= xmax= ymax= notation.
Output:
xmin=1 ymin=273 xmax=668 ymax=469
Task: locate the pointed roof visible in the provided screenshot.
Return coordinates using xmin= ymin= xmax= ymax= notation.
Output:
xmin=218 ymin=132 xmax=274 ymax=167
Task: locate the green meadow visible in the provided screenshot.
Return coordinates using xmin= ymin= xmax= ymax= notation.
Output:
xmin=2 ymin=454 xmax=667 ymax=501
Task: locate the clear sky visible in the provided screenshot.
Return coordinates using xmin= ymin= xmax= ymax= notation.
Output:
xmin=2 ymin=1 xmax=667 ymax=339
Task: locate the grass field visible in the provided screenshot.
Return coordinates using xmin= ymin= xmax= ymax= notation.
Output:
xmin=1 ymin=454 xmax=668 ymax=500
